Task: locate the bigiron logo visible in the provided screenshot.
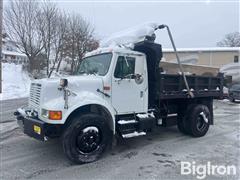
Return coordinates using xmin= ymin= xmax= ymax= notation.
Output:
xmin=180 ymin=161 xmax=237 ymax=179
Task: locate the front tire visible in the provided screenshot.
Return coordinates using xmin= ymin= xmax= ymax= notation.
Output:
xmin=62 ymin=114 xmax=112 ymax=164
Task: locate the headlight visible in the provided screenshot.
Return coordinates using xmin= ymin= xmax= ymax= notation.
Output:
xmin=41 ymin=109 xmax=49 ymax=118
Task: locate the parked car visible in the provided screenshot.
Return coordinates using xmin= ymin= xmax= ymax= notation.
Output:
xmin=229 ymin=84 xmax=240 ymax=102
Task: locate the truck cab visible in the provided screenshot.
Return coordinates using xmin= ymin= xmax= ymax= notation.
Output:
xmin=15 ymin=30 xmax=223 ymax=164
xmin=82 ymin=47 xmax=149 ymax=114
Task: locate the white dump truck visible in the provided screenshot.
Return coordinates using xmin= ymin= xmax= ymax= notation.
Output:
xmin=14 ymin=24 xmax=223 ymax=164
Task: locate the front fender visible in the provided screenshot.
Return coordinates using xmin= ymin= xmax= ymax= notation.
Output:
xmin=41 ymin=91 xmax=116 ymax=132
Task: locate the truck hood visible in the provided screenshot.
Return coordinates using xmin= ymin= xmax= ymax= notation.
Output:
xmin=29 ymin=75 xmax=104 ymax=111
xmin=36 ymin=75 xmax=103 ymax=89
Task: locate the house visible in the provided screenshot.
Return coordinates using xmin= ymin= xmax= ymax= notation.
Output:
xmin=2 ymin=37 xmax=28 ymax=64
xmin=162 ymin=47 xmax=239 ymax=68
xmin=162 ymin=47 xmax=240 ymax=84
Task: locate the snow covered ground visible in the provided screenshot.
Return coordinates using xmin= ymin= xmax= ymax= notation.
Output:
xmin=0 ymin=63 xmax=31 ymax=100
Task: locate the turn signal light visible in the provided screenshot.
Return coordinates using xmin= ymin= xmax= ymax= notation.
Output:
xmin=49 ymin=111 xmax=62 ymax=120
xmin=103 ymin=86 xmax=111 ymax=91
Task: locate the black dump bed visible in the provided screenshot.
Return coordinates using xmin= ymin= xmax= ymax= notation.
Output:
xmin=156 ymin=73 xmax=224 ymax=100
xmin=134 ymin=40 xmax=224 ymax=107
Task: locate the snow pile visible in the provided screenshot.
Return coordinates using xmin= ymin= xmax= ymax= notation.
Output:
xmin=100 ymin=22 xmax=159 ymax=48
xmin=0 ymin=63 xmax=31 ymax=100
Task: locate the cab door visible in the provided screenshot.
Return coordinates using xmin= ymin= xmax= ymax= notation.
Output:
xmin=111 ymin=55 xmax=147 ymax=114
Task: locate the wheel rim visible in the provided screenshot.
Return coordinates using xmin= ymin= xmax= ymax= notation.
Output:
xmin=76 ymin=126 xmax=101 ymax=154
xmin=196 ymin=115 xmax=207 ymax=131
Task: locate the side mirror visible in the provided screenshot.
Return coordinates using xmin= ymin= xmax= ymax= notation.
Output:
xmin=135 ymin=74 xmax=144 ymax=84
xmin=59 ymin=79 xmax=68 ymax=88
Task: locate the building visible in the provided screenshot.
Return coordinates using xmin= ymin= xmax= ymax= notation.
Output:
xmin=162 ymin=47 xmax=239 ymax=68
xmin=2 ymin=37 xmax=28 ymax=64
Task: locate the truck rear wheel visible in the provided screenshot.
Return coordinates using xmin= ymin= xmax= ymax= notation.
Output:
xmin=62 ymin=114 xmax=112 ymax=164
xmin=187 ymin=104 xmax=210 ymax=137
xmin=177 ymin=114 xmax=189 ymax=135
xmin=177 ymin=104 xmax=196 ymax=135
xmin=229 ymin=96 xmax=235 ymax=102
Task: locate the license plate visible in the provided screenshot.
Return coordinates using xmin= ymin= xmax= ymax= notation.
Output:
xmin=33 ymin=125 xmax=41 ymax=135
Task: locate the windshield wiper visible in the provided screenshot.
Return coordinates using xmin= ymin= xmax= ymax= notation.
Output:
xmin=88 ymin=69 xmax=98 ymax=75
xmin=78 ymin=71 xmax=97 ymax=76
xmin=78 ymin=70 xmax=86 ymax=74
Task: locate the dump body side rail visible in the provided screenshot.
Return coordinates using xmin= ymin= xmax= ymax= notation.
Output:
xmin=157 ymin=73 xmax=224 ymax=100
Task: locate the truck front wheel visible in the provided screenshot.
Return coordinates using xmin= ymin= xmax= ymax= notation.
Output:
xmin=62 ymin=114 xmax=112 ymax=164
xmin=188 ymin=104 xmax=210 ymax=137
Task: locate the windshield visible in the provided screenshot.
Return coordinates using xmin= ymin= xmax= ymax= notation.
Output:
xmin=77 ymin=53 xmax=112 ymax=76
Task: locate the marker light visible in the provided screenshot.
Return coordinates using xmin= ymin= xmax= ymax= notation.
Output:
xmin=49 ymin=111 xmax=62 ymax=120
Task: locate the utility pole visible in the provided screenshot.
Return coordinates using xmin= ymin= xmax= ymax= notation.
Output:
xmin=0 ymin=0 xmax=2 ymax=94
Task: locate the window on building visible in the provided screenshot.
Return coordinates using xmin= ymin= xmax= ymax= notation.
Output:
xmin=6 ymin=46 xmax=13 ymax=51
xmin=11 ymin=55 xmax=16 ymax=60
xmin=234 ymin=56 xmax=239 ymax=63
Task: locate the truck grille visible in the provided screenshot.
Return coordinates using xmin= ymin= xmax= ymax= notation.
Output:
xmin=29 ymin=83 xmax=42 ymax=110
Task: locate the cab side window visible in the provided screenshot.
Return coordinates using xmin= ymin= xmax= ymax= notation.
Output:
xmin=114 ymin=56 xmax=135 ymax=78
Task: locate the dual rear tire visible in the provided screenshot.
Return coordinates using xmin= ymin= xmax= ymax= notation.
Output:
xmin=229 ymin=96 xmax=235 ymax=102
xmin=177 ymin=104 xmax=211 ymax=137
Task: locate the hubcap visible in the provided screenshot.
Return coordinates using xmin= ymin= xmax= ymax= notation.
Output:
xmin=76 ymin=126 xmax=101 ymax=154
xmin=196 ymin=115 xmax=207 ymax=131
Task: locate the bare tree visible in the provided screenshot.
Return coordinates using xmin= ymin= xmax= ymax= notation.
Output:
xmin=68 ymin=14 xmax=78 ymax=74
xmin=4 ymin=0 xmax=44 ymax=72
xmin=217 ymin=32 xmax=240 ymax=47
xmin=5 ymin=0 xmax=98 ymax=76
xmin=49 ymin=12 xmax=68 ymax=77
xmin=75 ymin=19 xmax=99 ymax=69
xmin=62 ymin=14 xmax=99 ymax=74
xmin=38 ymin=2 xmax=58 ymax=76
xmin=0 ymin=0 xmax=2 ymax=93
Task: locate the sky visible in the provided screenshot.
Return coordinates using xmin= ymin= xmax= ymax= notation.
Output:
xmin=56 ymin=0 xmax=240 ymax=48
xmin=3 ymin=0 xmax=239 ymax=48
xmin=56 ymin=0 xmax=239 ymax=48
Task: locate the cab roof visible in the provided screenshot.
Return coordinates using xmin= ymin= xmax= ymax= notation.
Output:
xmin=84 ymin=47 xmax=145 ymax=58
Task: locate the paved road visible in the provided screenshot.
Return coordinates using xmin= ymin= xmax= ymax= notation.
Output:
xmin=0 ymin=99 xmax=239 ymax=180
xmin=0 ymin=98 xmax=28 ymax=123
xmin=0 ymin=98 xmax=28 ymax=140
